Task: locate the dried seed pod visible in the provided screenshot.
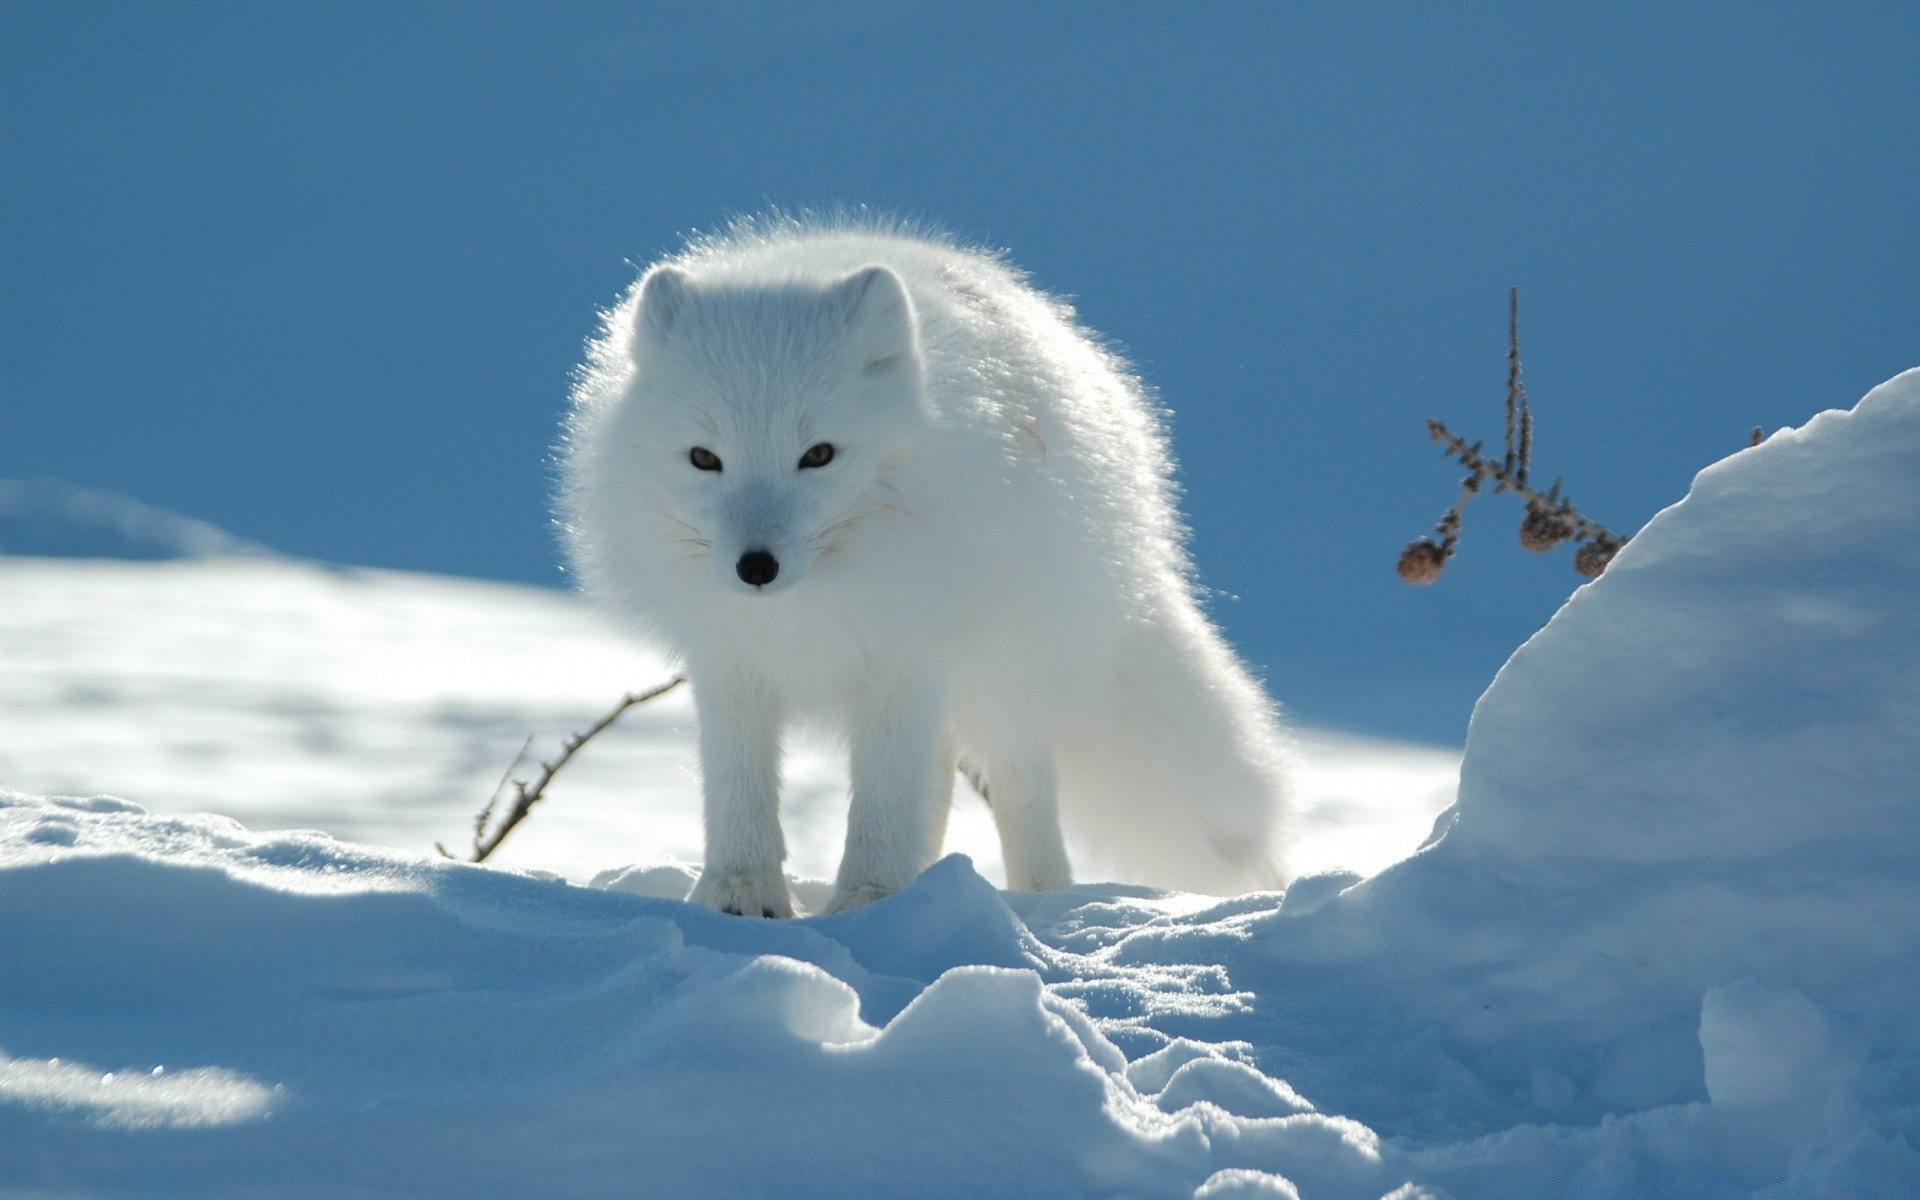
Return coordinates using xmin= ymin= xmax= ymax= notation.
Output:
xmin=1397 ymin=539 xmax=1448 ymax=585
xmin=1518 ymin=504 xmax=1574 ymax=552
xmin=1574 ymin=537 xmax=1625 ymax=578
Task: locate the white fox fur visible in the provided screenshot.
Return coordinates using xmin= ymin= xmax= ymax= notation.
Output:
xmin=560 ymin=216 xmax=1292 ymax=915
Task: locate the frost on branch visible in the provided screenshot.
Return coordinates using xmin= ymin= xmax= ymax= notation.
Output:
xmin=1399 ymin=290 xmax=1628 ymax=585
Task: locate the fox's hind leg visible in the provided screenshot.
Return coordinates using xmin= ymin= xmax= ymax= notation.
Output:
xmin=687 ymin=668 xmax=794 ymax=918
xmin=985 ymin=751 xmax=1073 ymax=892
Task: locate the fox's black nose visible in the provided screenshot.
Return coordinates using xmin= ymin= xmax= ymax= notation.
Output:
xmin=736 ymin=550 xmax=780 ymax=587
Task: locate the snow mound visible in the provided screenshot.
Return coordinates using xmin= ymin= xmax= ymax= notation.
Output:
xmin=1291 ymin=368 xmax=1920 ymax=1187
xmin=1459 ymin=369 xmax=1920 ymax=868
xmin=0 ymin=478 xmax=272 ymax=560
xmin=2 ymin=369 xmax=1916 ymax=1197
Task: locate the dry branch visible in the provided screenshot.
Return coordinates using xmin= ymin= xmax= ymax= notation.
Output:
xmin=1399 ymin=290 xmax=1629 ymax=584
xmin=439 ymin=676 xmax=686 ymax=864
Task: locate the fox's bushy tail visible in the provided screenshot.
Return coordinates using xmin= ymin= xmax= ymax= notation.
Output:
xmin=1052 ymin=597 xmax=1293 ymax=895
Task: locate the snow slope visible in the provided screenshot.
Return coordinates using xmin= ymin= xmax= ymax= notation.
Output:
xmin=2 ymin=369 xmax=1917 ymax=1197
xmin=0 ymin=557 xmax=1459 ymax=885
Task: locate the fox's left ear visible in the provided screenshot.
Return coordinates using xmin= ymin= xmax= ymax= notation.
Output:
xmin=834 ymin=266 xmax=921 ymax=375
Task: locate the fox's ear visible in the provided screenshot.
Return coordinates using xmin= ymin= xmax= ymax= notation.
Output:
xmin=834 ymin=265 xmax=919 ymax=374
xmin=631 ymin=266 xmax=691 ymax=352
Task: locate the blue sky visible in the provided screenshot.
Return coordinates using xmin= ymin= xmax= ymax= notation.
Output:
xmin=4 ymin=2 xmax=1915 ymax=743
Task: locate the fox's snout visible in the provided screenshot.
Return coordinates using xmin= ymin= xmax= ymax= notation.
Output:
xmin=735 ymin=549 xmax=780 ymax=588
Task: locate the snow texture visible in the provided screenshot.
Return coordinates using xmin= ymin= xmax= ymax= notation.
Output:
xmin=1 ymin=369 xmax=1916 ymax=1197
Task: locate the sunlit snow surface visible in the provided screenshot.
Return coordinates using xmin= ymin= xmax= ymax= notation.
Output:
xmin=2 ymin=370 xmax=1918 ymax=1198
xmin=0 ymin=556 xmax=1458 ymax=885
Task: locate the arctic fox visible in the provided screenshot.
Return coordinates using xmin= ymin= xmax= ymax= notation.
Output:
xmin=560 ymin=217 xmax=1292 ymax=915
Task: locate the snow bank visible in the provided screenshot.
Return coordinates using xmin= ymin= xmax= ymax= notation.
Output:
xmin=2 ymin=370 xmax=1915 ymax=1197
xmin=1291 ymin=368 xmax=1920 ymax=1188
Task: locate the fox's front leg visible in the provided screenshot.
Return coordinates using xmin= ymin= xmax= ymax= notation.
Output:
xmin=827 ymin=674 xmax=947 ymax=914
xmin=687 ymin=669 xmax=793 ymax=918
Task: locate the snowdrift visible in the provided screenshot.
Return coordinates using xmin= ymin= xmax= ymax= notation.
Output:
xmin=2 ymin=369 xmax=1916 ymax=1198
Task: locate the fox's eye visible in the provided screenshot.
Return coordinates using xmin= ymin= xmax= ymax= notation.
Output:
xmin=689 ymin=447 xmax=722 ymax=472
xmin=798 ymin=443 xmax=835 ymax=469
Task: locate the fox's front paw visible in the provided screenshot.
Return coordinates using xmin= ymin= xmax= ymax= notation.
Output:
xmin=823 ymin=882 xmax=895 ymax=914
xmin=691 ymin=868 xmax=794 ymax=918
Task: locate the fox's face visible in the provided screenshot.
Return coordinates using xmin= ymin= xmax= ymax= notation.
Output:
xmin=619 ymin=264 xmax=928 ymax=597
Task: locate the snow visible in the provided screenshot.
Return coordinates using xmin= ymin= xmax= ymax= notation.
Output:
xmin=0 ymin=477 xmax=273 ymax=561
xmin=0 ymin=556 xmax=1459 ymax=885
xmin=1 ymin=369 xmax=1916 ymax=1197
xmin=0 ymin=797 xmax=1418 ymax=1198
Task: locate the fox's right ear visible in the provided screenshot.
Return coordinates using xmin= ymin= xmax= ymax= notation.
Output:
xmin=630 ymin=266 xmax=691 ymax=354
xmin=833 ymin=265 xmax=920 ymax=375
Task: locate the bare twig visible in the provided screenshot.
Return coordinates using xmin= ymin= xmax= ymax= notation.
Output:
xmin=440 ymin=676 xmax=686 ymax=864
xmin=1424 ymin=421 xmax=1619 ymax=547
xmin=1399 ymin=291 xmax=1629 ymax=583
xmin=1509 ymin=288 xmax=1533 ymax=488
xmin=467 ymin=735 xmax=534 ymax=853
